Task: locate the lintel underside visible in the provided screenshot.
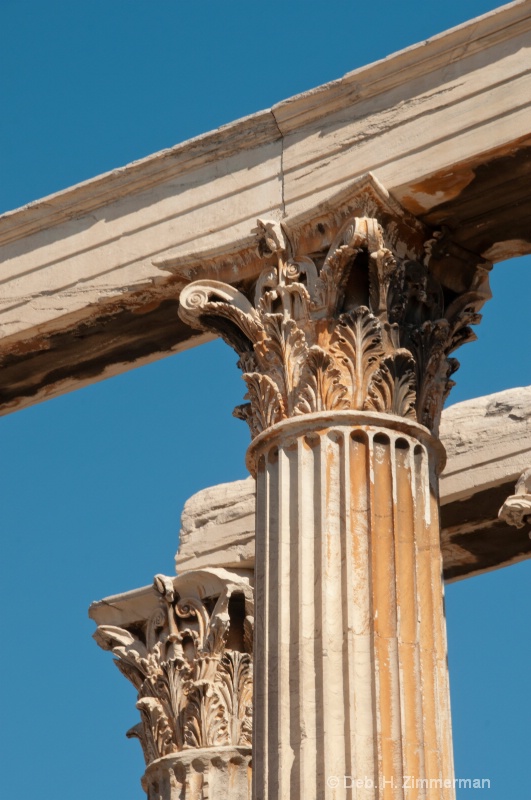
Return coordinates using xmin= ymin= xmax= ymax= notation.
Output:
xmin=0 ymin=0 xmax=529 ymax=416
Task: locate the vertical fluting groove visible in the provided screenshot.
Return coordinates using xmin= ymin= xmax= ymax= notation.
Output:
xmin=390 ymin=435 xmax=407 ymax=800
xmin=318 ymin=433 xmax=328 ymax=794
xmin=395 ymin=439 xmax=426 ymax=799
xmin=297 ymin=437 xmax=317 ymax=797
xmin=267 ymin=447 xmax=280 ymax=797
xmin=264 ymin=453 xmax=272 ymax=794
xmin=409 ymin=446 xmax=427 ymax=800
xmin=429 ymin=484 xmax=455 ymax=800
xmin=413 ymin=446 xmax=442 ymax=793
xmin=314 ymin=434 xmax=325 ymax=795
xmin=288 ymin=441 xmax=300 ymax=800
xmin=367 ymin=432 xmax=382 ymax=799
xmin=371 ymin=433 xmax=404 ymax=799
xmin=409 ymin=447 xmax=428 ymax=800
xmin=254 ymin=454 xmax=268 ymax=799
xmin=350 ymin=431 xmax=377 ymax=797
xmin=340 ymin=431 xmax=354 ymax=798
xmin=337 ymin=431 xmax=356 ymax=800
xmin=321 ymin=431 xmax=347 ymax=790
xmin=318 ymin=431 xmax=328 ymax=793
xmin=278 ymin=444 xmax=294 ymax=797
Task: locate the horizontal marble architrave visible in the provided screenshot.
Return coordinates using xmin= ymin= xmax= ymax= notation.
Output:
xmin=1 ymin=1 xmax=530 ymax=415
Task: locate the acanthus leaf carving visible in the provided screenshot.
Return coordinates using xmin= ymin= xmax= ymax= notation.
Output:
xmin=93 ymin=570 xmax=254 ymax=766
xmin=242 ymin=372 xmax=284 ymax=437
xmin=329 ymin=307 xmax=384 ymax=409
xmin=294 ymin=346 xmax=349 ymax=415
xmin=136 ymin=697 xmax=176 ymax=759
xmin=126 ymin=722 xmax=154 ymax=767
xmin=368 ymin=245 xmax=401 ymax=320
xmin=217 ymin=651 xmax=253 ymax=746
xmin=177 ymin=195 xmax=490 ymax=435
xmin=314 ymin=217 xmax=380 ymax=314
xmin=254 ymin=314 xmax=308 ymax=415
xmin=407 ymin=320 xmax=451 ymax=432
xmin=365 ymin=351 xmax=417 ymax=418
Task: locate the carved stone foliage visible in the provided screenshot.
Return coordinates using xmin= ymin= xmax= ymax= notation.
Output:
xmin=179 ymin=208 xmax=491 ymax=437
xmin=93 ymin=570 xmax=254 ymax=766
xmin=498 ymin=468 xmax=531 ymax=531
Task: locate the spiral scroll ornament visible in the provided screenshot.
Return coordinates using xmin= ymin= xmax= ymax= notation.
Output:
xmin=93 ymin=571 xmax=254 ymax=765
xmin=179 ymin=214 xmax=491 ymax=437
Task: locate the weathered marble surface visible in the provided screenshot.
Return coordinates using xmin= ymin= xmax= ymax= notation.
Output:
xmin=142 ymin=749 xmax=252 ymax=800
xmin=176 ymin=387 xmax=531 ymax=581
xmin=498 ymin=468 xmax=531 ymax=529
xmin=178 ymin=479 xmax=255 ymax=572
xmin=90 ymin=569 xmax=254 ymax=800
xmin=1 ymin=1 xmax=530 ymax=415
xmin=439 ymin=385 xmax=531 ymax=502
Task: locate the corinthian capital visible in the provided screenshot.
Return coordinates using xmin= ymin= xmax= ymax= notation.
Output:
xmin=177 ymin=176 xmax=491 ymax=436
xmin=92 ymin=569 xmax=254 ymax=766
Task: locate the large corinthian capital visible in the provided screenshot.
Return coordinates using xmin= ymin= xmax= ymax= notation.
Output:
xmin=176 ymin=176 xmax=491 ymax=441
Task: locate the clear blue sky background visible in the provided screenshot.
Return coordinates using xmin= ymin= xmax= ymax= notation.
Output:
xmin=1 ymin=2 xmax=529 ymax=798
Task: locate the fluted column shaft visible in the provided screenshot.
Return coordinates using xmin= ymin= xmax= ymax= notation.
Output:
xmin=143 ymin=749 xmax=252 ymax=800
xmin=249 ymin=411 xmax=454 ymax=800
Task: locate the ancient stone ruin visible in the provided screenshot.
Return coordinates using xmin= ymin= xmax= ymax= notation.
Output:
xmin=2 ymin=3 xmax=530 ymax=798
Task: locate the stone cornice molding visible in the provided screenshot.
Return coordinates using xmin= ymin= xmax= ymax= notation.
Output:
xmin=177 ymin=176 xmax=491 ymax=437
xmin=155 ymin=173 xmax=426 ymax=280
xmin=1 ymin=4 xmax=528 ymax=417
xmin=1 ymin=1 xmax=528 ymax=245
xmin=272 ymin=0 xmax=531 ymax=133
xmin=0 ymin=112 xmax=280 ymax=247
xmin=92 ymin=569 xmax=254 ymax=766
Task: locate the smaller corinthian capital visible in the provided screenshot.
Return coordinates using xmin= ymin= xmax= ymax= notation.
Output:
xmin=92 ymin=568 xmax=254 ymax=766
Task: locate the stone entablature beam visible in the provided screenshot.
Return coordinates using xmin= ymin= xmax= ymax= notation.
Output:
xmin=0 ymin=0 xmax=529 ymax=415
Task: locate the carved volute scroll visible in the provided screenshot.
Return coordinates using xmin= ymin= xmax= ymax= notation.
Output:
xmin=498 ymin=468 xmax=531 ymax=531
xmin=178 ymin=190 xmax=491 ymax=440
xmin=93 ymin=569 xmax=254 ymax=766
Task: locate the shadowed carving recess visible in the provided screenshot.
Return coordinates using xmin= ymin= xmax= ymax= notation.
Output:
xmin=179 ymin=214 xmax=491 ymax=435
xmin=93 ymin=572 xmax=254 ymax=766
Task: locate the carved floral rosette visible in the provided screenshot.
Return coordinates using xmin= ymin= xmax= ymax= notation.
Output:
xmin=178 ymin=204 xmax=491 ymax=444
xmin=93 ymin=569 xmax=254 ymax=767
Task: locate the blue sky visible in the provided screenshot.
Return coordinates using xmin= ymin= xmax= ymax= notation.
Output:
xmin=1 ymin=2 xmax=530 ymax=798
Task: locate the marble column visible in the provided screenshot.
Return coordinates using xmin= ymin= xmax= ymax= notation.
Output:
xmin=249 ymin=412 xmax=450 ymax=799
xmin=178 ymin=189 xmax=491 ymax=799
